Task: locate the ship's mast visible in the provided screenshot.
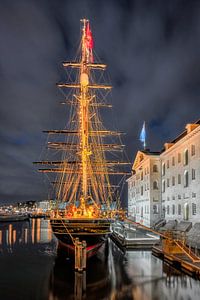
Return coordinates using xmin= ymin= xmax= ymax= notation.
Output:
xmin=79 ymin=19 xmax=90 ymax=207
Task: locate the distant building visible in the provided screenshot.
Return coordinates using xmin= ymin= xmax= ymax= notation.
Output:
xmin=128 ymin=120 xmax=200 ymax=226
xmin=161 ymin=122 xmax=200 ymax=224
xmin=127 ymin=150 xmax=161 ymax=227
xmin=36 ymin=200 xmax=50 ymax=211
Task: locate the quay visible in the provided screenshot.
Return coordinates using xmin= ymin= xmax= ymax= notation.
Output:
xmin=111 ymin=221 xmax=159 ymax=249
xmin=111 ymin=218 xmax=200 ymax=279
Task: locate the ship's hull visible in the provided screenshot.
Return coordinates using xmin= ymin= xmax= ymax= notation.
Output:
xmin=50 ymin=217 xmax=112 ymax=258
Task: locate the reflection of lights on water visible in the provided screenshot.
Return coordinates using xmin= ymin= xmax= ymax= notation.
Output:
xmin=36 ymin=219 xmax=41 ymax=243
xmin=9 ymin=224 xmax=12 ymax=245
xmin=1 ymin=220 xmax=53 ymax=247
xmin=32 ymin=219 xmax=35 ymax=244
xmin=25 ymin=228 xmax=28 ymax=244
xmin=13 ymin=230 xmax=16 ymax=244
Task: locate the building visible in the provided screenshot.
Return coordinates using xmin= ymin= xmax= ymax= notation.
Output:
xmin=161 ymin=122 xmax=200 ymax=224
xmin=127 ymin=150 xmax=161 ymax=227
xmin=128 ymin=120 xmax=200 ymax=226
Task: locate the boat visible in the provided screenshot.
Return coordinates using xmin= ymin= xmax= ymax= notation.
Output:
xmin=0 ymin=212 xmax=29 ymax=222
xmin=34 ymin=19 xmax=130 ymax=257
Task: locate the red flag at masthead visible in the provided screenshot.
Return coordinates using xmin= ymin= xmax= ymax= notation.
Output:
xmin=85 ymin=22 xmax=94 ymax=62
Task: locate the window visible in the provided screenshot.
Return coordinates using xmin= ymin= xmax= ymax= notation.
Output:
xmin=141 ymin=172 xmax=143 ymax=180
xmin=178 ymin=174 xmax=181 ymax=184
xmin=192 ymin=193 xmax=196 ymax=198
xmin=162 ymin=163 xmax=165 ymax=176
xmin=184 ymin=149 xmax=189 ymax=166
xmin=162 ymin=180 xmax=165 ymax=193
xmin=178 ymin=204 xmax=181 ymax=215
xmin=191 ymin=145 xmax=195 ymax=156
xmin=141 ymin=186 xmax=143 ymax=195
xmin=153 ymin=205 xmax=158 ymax=214
xmin=141 ymin=206 xmax=143 ymax=217
xmin=153 ymin=181 xmax=158 ymax=190
xmin=153 ymin=197 xmax=158 ymax=202
xmin=167 ymin=160 xmax=169 ymax=168
xmin=153 ymin=164 xmax=158 ymax=172
xmin=167 ymin=205 xmax=170 ymax=215
xmin=178 ymin=153 xmax=181 ymax=163
xmin=192 ymin=169 xmax=196 ymax=180
xmin=172 ymin=156 xmax=175 ymax=166
xmin=167 ymin=196 xmax=170 ymax=201
xmin=184 ymin=171 xmax=189 ymax=187
xmin=192 ymin=203 xmax=197 ymax=215
xmin=172 ymin=176 xmax=175 ymax=186
xmin=178 ymin=194 xmax=181 ymax=199
xmin=172 ymin=196 xmax=175 ymax=200
xmin=172 ymin=204 xmax=175 ymax=215
xmin=167 ymin=178 xmax=170 ymax=187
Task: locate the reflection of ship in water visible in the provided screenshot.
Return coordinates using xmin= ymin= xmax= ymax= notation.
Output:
xmin=0 ymin=219 xmax=53 ymax=252
xmin=49 ymin=241 xmax=112 ymax=300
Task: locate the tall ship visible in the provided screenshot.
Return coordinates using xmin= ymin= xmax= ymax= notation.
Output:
xmin=34 ymin=19 xmax=130 ymax=257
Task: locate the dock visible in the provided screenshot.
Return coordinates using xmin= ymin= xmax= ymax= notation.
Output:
xmin=111 ymin=221 xmax=160 ymax=249
xmin=152 ymin=244 xmax=200 ymax=278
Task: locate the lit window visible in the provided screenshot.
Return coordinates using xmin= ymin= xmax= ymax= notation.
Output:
xmin=184 ymin=170 xmax=189 ymax=187
xmin=191 ymin=145 xmax=195 ymax=156
xmin=184 ymin=149 xmax=189 ymax=166
xmin=153 ymin=181 xmax=158 ymax=190
xmin=178 ymin=174 xmax=181 ymax=184
xmin=192 ymin=169 xmax=196 ymax=180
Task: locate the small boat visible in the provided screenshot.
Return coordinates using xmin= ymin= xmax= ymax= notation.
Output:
xmin=0 ymin=213 xmax=29 ymax=222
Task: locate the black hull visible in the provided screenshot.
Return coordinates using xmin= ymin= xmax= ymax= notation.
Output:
xmin=50 ymin=217 xmax=112 ymax=257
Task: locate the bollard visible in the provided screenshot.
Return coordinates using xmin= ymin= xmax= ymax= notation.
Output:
xmin=82 ymin=241 xmax=87 ymax=270
xmin=75 ymin=238 xmax=87 ymax=272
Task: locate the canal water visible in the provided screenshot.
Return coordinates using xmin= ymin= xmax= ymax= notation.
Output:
xmin=0 ymin=219 xmax=200 ymax=300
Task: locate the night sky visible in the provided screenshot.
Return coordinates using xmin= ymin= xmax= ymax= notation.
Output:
xmin=0 ymin=0 xmax=200 ymax=204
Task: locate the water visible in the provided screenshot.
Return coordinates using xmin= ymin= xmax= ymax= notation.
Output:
xmin=0 ymin=220 xmax=200 ymax=300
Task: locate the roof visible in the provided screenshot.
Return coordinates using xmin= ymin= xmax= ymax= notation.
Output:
xmin=161 ymin=118 xmax=200 ymax=152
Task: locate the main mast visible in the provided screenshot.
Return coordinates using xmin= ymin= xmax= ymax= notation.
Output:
xmin=79 ymin=19 xmax=90 ymax=208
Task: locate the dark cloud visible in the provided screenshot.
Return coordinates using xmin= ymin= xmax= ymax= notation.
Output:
xmin=0 ymin=0 xmax=200 ymax=203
